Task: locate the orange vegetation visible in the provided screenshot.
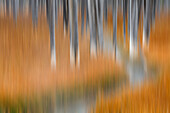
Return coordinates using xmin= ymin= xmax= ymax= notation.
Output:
xmin=0 ymin=11 xmax=125 ymax=105
xmin=93 ymin=13 xmax=170 ymax=113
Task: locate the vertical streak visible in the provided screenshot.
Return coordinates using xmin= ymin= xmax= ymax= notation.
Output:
xmin=129 ymin=0 xmax=133 ymax=57
xmin=49 ymin=0 xmax=56 ymax=67
xmin=123 ymin=0 xmax=126 ymax=45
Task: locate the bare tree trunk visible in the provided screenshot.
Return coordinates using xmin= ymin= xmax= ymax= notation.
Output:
xmin=143 ymin=0 xmax=150 ymax=48
xmin=129 ymin=0 xmax=138 ymax=58
xmin=12 ymin=0 xmax=19 ymax=23
xmin=164 ymin=0 xmax=168 ymax=13
xmin=156 ymin=0 xmax=161 ymax=17
xmin=19 ymin=0 xmax=24 ymax=14
xmin=86 ymin=0 xmax=88 ymax=33
xmin=95 ymin=0 xmax=104 ymax=50
xmin=48 ymin=0 xmax=56 ymax=68
xmin=151 ymin=0 xmax=156 ymax=27
xmin=32 ymin=0 xmax=38 ymax=27
xmin=104 ymin=0 xmax=108 ymax=25
xmin=134 ymin=0 xmax=138 ymax=51
xmin=112 ymin=0 xmax=118 ymax=59
xmin=55 ymin=0 xmax=58 ymax=24
xmin=88 ymin=0 xmax=97 ymax=57
xmin=69 ymin=0 xmax=80 ymax=67
xmin=6 ymin=0 xmax=9 ymax=16
xmin=129 ymin=0 xmax=133 ymax=57
xmin=81 ymin=0 xmax=85 ymax=36
xmin=123 ymin=0 xmax=127 ymax=45
xmin=128 ymin=0 xmax=130 ymax=34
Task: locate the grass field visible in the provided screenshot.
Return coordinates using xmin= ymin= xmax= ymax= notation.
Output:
xmin=0 ymin=10 xmax=169 ymax=112
xmin=0 ymin=11 xmax=127 ymax=112
xmin=93 ymin=13 xmax=170 ymax=113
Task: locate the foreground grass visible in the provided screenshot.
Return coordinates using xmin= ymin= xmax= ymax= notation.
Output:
xmin=0 ymin=71 xmax=127 ymax=113
xmin=93 ymin=69 xmax=170 ymax=113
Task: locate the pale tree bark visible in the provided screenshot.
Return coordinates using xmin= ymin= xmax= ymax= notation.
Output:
xmin=48 ymin=0 xmax=56 ymax=68
xmin=88 ymin=0 xmax=97 ymax=57
xmin=69 ymin=0 xmax=80 ymax=67
xmin=112 ymin=0 xmax=118 ymax=59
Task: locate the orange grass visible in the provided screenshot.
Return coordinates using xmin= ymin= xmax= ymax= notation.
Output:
xmin=0 ymin=11 xmax=126 ymax=106
xmin=93 ymin=13 xmax=170 ymax=113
